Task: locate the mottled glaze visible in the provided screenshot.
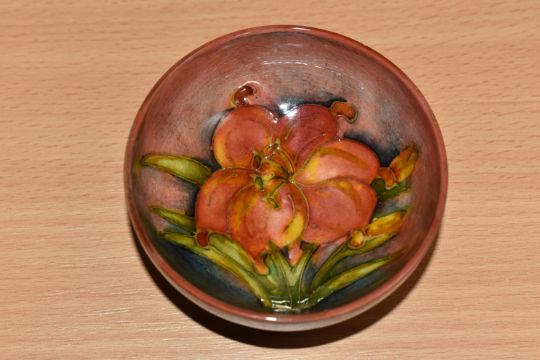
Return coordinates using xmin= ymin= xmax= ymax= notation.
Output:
xmin=125 ymin=25 xmax=447 ymax=331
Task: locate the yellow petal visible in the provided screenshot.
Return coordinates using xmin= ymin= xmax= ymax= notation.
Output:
xmin=366 ymin=211 xmax=407 ymax=236
xmin=349 ymin=230 xmax=365 ymax=247
xmin=389 ymin=145 xmax=419 ymax=182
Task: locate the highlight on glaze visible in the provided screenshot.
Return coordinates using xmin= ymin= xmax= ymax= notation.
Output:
xmin=139 ymin=84 xmax=418 ymax=311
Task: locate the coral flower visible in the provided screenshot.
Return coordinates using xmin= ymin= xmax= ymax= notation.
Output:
xmin=195 ymin=102 xmax=380 ymax=270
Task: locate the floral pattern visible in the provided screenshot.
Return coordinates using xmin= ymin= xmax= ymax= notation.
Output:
xmin=197 ymin=102 xmax=380 ymax=271
xmin=140 ymin=86 xmax=418 ymax=311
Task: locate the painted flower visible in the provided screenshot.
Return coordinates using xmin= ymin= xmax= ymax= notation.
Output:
xmin=195 ymin=102 xmax=380 ymax=271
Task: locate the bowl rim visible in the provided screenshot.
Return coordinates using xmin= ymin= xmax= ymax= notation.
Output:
xmin=124 ymin=25 xmax=448 ymax=331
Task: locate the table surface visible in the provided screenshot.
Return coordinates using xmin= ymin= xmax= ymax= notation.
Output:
xmin=2 ymin=1 xmax=539 ymax=359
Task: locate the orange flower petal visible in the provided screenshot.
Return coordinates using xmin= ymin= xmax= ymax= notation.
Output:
xmin=330 ymin=101 xmax=358 ymax=123
xmin=278 ymin=104 xmax=338 ymax=167
xmin=195 ymin=168 xmax=254 ymax=234
xmin=295 ymin=139 xmax=380 ymax=185
xmin=228 ymin=183 xmax=307 ymax=259
xmin=212 ymin=105 xmax=277 ymax=168
xmin=302 ymin=178 xmax=377 ymax=244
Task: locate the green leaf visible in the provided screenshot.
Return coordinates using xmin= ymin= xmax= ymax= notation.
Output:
xmin=371 ymin=178 xmax=386 ymax=194
xmin=152 ymin=207 xmax=195 ymax=234
xmin=264 ymin=243 xmax=318 ymax=310
xmin=141 ymin=155 xmax=211 ymax=185
xmin=207 ymin=233 xmax=254 ymax=273
xmin=267 ymin=243 xmax=315 ymax=288
xmin=162 ymin=232 xmax=199 ymax=248
xmin=311 ymin=233 xmax=395 ymax=289
xmin=265 ymin=247 xmax=291 ymax=308
xmin=162 ymin=232 xmax=271 ymax=307
xmin=311 ymin=207 xmax=407 ymax=292
xmin=308 ymin=255 xmax=397 ymax=306
xmin=262 ymin=252 xmax=288 ymax=297
xmin=371 ymin=178 xmax=409 ymax=201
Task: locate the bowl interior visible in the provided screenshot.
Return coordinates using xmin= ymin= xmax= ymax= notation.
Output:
xmin=126 ymin=27 xmax=446 ymax=328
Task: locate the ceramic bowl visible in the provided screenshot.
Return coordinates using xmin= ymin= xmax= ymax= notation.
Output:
xmin=125 ymin=25 xmax=447 ymax=331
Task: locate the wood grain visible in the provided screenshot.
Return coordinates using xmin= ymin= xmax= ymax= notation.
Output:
xmin=1 ymin=1 xmax=539 ymax=358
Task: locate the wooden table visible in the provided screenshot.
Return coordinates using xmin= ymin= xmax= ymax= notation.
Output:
xmin=2 ymin=1 xmax=539 ymax=358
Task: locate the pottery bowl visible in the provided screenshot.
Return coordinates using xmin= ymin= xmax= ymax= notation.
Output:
xmin=125 ymin=26 xmax=447 ymax=331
